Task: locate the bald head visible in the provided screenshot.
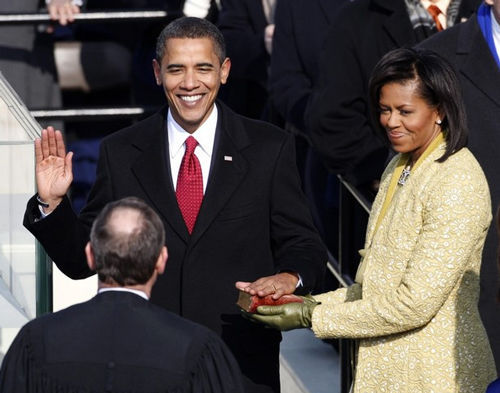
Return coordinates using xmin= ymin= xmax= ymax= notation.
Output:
xmin=107 ymin=207 xmax=144 ymax=236
xmin=89 ymin=197 xmax=165 ymax=286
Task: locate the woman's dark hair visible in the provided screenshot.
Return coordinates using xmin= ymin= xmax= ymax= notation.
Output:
xmin=368 ymin=47 xmax=467 ymax=162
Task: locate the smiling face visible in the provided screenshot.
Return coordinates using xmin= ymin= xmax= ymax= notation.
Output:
xmin=379 ymin=80 xmax=442 ymax=163
xmin=153 ymin=37 xmax=231 ymax=134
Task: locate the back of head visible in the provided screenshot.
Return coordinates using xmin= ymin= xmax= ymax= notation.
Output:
xmin=368 ymin=47 xmax=468 ymax=162
xmin=155 ymin=16 xmax=226 ymax=64
xmin=90 ymin=197 xmax=165 ymax=286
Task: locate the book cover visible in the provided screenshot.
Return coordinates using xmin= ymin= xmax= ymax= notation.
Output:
xmin=236 ymin=290 xmax=303 ymax=313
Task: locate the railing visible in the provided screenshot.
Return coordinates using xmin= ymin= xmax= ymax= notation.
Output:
xmin=30 ymin=107 xmax=157 ymax=121
xmin=333 ymin=175 xmax=372 ymax=393
xmin=0 ymin=10 xmax=169 ymax=25
xmin=0 ymin=70 xmax=49 ymax=320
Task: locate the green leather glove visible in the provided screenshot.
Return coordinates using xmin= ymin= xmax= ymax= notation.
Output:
xmin=245 ymin=295 xmax=320 ymax=331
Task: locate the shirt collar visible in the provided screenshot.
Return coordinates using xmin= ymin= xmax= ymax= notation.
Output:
xmin=492 ymin=7 xmax=500 ymax=41
xmin=167 ymin=106 xmax=218 ymax=160
xmin=420 ymin=0 xmax=451 ymax=15
xmin=98 ymin=287 xmax=149 ymax=300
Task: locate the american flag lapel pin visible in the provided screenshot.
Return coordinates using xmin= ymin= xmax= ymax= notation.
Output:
xmin=224 ymin=155 xmax=233 ymax=161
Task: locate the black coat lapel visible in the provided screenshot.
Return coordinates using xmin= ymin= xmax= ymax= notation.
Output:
xmin=458 ymin=18 xmax=500 ymax=108
xmin=189 ymin=103 xmax=250 ymax=246
xmin=130 ymin=109 xmax=190 ymax=243
xmin=318 ymin=0 xmax=341 ymax=24
xmin=375 ymin=0 xmax=416 ymax=47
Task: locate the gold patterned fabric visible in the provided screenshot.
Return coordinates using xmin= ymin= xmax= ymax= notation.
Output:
xmin=311 ymin=143 xmax=497 ymax=392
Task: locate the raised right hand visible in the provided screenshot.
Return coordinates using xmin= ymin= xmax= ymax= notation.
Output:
xmin=35 ymin=127 xmax=73 ymax=213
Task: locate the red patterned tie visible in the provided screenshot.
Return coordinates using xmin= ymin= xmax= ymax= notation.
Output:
xmin=176 ymin=136 xmax=203 ymax=234
xmin=427 ymin=5 xmax=444 ymax=31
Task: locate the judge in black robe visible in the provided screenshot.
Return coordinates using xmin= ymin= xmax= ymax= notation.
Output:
xmin=0 ymin=197 xmax=244 ymax=393
xmin=0 ymin=292 xmax=244 ymax=393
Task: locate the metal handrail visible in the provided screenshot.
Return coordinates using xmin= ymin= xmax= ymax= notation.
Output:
xmin=31 ymin=106 xmax=159 ymax=121
xmin=0 ymin=10 xmax=169 ymax=25
xmin=0 ymin=72 xmax=40 ymax=140
xmin=326 ymin=250 xmax=353 ymax=289
xmin=335 ymin=176 xmax=373 ymax=393
xmin=337 ymin=175 xmax=372 ymax=214
xmin=0 ymin=72 xmax=52 ymax=317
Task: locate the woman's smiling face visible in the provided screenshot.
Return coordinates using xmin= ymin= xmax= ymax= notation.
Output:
xmin=378 ymin=79 xmax=441 ymax=162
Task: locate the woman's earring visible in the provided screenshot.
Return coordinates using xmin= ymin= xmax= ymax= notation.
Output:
xmin=436 ymin=119 xmax=442 ymax=125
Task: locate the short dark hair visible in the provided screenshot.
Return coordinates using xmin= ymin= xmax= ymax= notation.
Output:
xmin=90 ymin=197 xmax=165 ymax=286
xmin=155 ymin=17 xmax=226 ymax=64
xmin=368 ymin=47 xmax=467 ymax=162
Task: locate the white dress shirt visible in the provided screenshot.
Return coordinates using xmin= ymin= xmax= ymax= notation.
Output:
xmin=167 ymin=107 xmax=217 ymax=194
xmin=98 ymin=287 xmax=149 ymax=300
xmin=491 ymin=7 xmax=500 ymax=63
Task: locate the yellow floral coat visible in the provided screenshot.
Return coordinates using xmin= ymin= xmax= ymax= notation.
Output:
xmin=311 ymin=143 xmax=497 ymax=392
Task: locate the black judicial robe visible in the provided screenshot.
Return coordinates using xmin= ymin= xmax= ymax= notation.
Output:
xmin=0 ymin=291 xmax=244 ymax=393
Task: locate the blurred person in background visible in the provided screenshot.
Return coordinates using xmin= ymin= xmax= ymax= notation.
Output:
xmin=308 ymin=0 xmax=481 ymax=196
xmin=268 ymin=0 xmax=346 ymax=253
xmin=217 ymin=0 xmax=276 ymax=120
xmin=0 ymin=0 xmax=80 ymax=128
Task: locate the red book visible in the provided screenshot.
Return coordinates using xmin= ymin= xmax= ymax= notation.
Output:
xmin=236 ymin=290 xmax=303 ymax=313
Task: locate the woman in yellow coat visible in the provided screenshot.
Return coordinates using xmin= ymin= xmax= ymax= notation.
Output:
xmin=246 ymin=48 xmax=497 ymax=392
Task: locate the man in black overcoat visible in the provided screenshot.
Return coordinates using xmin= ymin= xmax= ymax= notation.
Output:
xmin=1 ymin=197 xmax=244 ymax=392
xmin=23 ymin=17 xmax=326 ymax=393
xmin=217 ymin=0 xmax=272 ymax=119
xmin=308 ymin=0 xmax=481 ymax=190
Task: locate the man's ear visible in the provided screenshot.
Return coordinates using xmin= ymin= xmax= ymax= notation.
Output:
xmin=152 ymin=59 xmax=162 ymax=86
xmin=220 ymin=57 xmax=231 ymax=85
xmin=155 ymin=246 xmax=168 ymax=275
xmin=85 ymin=242 xmax=96 ymax=271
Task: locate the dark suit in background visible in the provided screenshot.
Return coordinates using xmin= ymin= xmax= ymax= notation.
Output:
xmin=269 ymin=0 xmax=342 ymax=132
xmin=268 ymin=0 xmax=346 ymax=250
xmin=0 ymin=291 xmax=243 ymax=392
xmin=420 ymin=10 xmax=500 ymax=372
xmin=24 ymin=101 xmax=326 ymax=392
xmin=217 ymin=0 xmax=270 ymax=119
xmin=308 ymin=0 xmax=480 ymax=190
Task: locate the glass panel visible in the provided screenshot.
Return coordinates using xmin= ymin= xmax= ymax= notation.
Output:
xmin=0 ymin=71 xmax=45 ymax=362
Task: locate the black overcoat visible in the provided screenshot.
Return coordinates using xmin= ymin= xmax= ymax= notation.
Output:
xmin=420 ymin=15 xmax=500 ymax=371
xmin=308 ymin=0 xmax=480 ymax=186
xmin=24 ymin=101 xmax=326 ymax=392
